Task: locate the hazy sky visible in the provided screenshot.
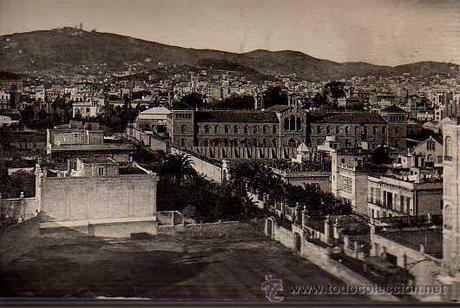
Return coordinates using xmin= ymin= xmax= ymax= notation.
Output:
xmin=1 ymin=0 xmax=459 ymax=66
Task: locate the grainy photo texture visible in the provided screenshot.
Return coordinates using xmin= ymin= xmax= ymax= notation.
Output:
xmin=0 ymin=0 xmax=460 ymax=305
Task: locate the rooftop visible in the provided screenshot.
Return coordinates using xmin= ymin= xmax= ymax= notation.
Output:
xmin=378 ymin=228 xmax=442 ymax=259
xmin=50 ymin=143 xmax=134 ymax=152
xmin=381 ymin=105 xmax=407 ymax=114
xmin=309 ymin=112 xmax=387 ymax=124
xmin=195 ymin=110 xmax=279 ymax=123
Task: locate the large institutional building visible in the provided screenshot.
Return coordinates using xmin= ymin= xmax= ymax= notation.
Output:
xmin=161 ymin=105 xmax=408 ymax=160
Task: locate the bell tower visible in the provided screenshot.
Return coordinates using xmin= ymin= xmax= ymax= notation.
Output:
xmin=441 ymin=117 xmax=460 ymax=299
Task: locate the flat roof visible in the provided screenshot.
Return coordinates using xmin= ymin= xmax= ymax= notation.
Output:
xmin=50 ymin=143 xmax=134 ymax=152
xmin=379 ymin=228 xmax=442 ymax=259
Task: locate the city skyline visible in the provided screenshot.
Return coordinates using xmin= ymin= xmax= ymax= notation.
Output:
xmin=1 ymin=0 xmax=460 ymax=66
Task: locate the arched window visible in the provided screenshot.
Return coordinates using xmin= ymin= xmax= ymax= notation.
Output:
xmin=181 ymin=125 xmax=186 ymax=133
xmin=345 ymin=126 xmax=349 ymax=135
xmin=290 ymin=115 xmax=296 ymax=131
xmin=224 ymin=125 xmax=229 ymax=134
xmin=445 ymin=136 xmax=453 ymax=159
xmin=317 ymin=126 xmax=322 ymax=134
xmin=296 ymin=117 xmax=301 ymax=131
xmin=262 ymin=139 xmax=268 ymax=147
xmin=214 ymin=125 xmax=219 ymax=134
xmin=326 ymin=126 xmax=331 ymax=135
xmin=354 ymin=126 xmax=359 ymax=135
xmin=234 ymin=125 xmax=239 ymax=134
xmin=244 ymin=126 xmax=248 ymax=134
xmin=263 ymin=125 xmax=268 ymax=134
xmin=284 ymin=118 xmax=290 ymax=131
xmin=273 ymin=125 xmax=277 ymax=134
xmin=272 ymin=139 xmax=277 ymax=147
xmin=336 ymin=126 xmax=340 ymax=134
xmin=204 ymin=125 xmax=209 ymax=134
xmin=254 ymin=126 xmax=259 ymax=134
xmin=181 ymin=138 xmax=186 ymax=147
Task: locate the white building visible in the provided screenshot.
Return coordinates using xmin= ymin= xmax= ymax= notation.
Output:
xmin=72 ymin=99 xmax=104 ymax=118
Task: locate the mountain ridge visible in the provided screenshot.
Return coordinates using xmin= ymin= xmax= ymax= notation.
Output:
xmin=0 ymin=28 xmax=458 ymax=80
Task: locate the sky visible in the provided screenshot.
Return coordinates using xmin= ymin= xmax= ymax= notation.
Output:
xmin=1 ymin=0 xmax=460 ymax=66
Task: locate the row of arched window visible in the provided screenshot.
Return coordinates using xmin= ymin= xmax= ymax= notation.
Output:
xmin=200 ymin=138 xmax=278 ymax=147
xmin=316 ymin=125 xmax=386 ymax=136
xmin=200 ymin=124 xmax=278 ymax=135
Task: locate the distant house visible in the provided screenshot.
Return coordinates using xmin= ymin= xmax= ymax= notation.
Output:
xmin=136 ymin=106 xmax=172 ymax=134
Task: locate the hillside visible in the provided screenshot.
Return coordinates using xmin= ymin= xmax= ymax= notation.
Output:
xmin=0 ymin=28 xmax=458 ymax=80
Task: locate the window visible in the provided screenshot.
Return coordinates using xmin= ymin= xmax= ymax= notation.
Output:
xmin=204 ymin=125 xmax=209 ymax=134
xmin=273 ymin=125 xmax=277 ymax=134
xmin=317 ymin=126 xmax=322 ymax=134
xmin=290 ymin=115 xmax=296 ymax=130
xmin=427 ymin=140 xmax=435 ymax=151
xmin=373 ymin=127 xmax=377 ymax=135
xmin=445 ymin=136 xmax=453 ymax=159
xmin=345 ymin=126 xmax=349 ymax=135
xmin=326 ymin=126 xmax=331 ymax=135
xmin=214 ymin=125 xmax=219 ymax=134
xmin=181 ymin=125 xmax=186 ymax=133
xmin=224 ymin=125 xmax=229 ymax=134
xmin=284 ymin=118 xmax=290 ymax=131
xmin=234 ymin=125 xmax=239 ymax=134
xmin=244 ymin=126 xmax=248 ymax=134
xmin=98 ymin=167 xmax=104 ymax=176
xmin=181 ymin=138 xmax=186 ymax=147
xmin=263 ymin=125 xmax=268 ymax=134
xmin=254 ymin=126 xmax=259 ymax=134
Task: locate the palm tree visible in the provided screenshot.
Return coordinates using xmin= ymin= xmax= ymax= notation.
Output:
xmin=160 ymin=153 xmax=197 ymax=185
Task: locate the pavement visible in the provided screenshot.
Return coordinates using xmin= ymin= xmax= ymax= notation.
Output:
xmin=0 ymin=220 xmax=370 ymax=302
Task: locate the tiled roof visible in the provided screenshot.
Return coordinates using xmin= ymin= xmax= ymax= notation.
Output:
xmin=381 ymin=105 xmax=407 ymax=113
xmin=309 ymin=112 xmax=387 ymax=124
xmin=195 ymin=110 xmax=279 ymax=123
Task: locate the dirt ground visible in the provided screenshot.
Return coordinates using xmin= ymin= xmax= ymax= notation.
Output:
xmin=0 ymin=219 xmax=369 ymax=303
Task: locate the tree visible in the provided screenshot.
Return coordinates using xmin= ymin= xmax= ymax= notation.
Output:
xmin=159 ymin=153 xmax=198 ymax=185
xmin=173 ymin=93 xmax=203 ymax=110
xmin=371 ymin=146 xmax=392 ymax=165
xmin=324 ymin=81 xmax=345 ymax=99
xmin=213 ymin=94 xmax=255 ymax=110
xmin=262 ymin=86 xmax=288 ymax=108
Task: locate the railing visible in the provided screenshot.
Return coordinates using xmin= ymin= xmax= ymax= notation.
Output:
xmin=375 ymin=214 xmax=442 ymax=228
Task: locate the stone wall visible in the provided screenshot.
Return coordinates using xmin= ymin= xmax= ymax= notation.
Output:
xmin=171 ymin=147 xmax=225 ymax=183
xmin=158 ymin=220 xmax=243 ymax=237
xmin=126 ymin=126 xmax=169 ymax=152
xmin=40 ymin=174 xmax=158 ymax=223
